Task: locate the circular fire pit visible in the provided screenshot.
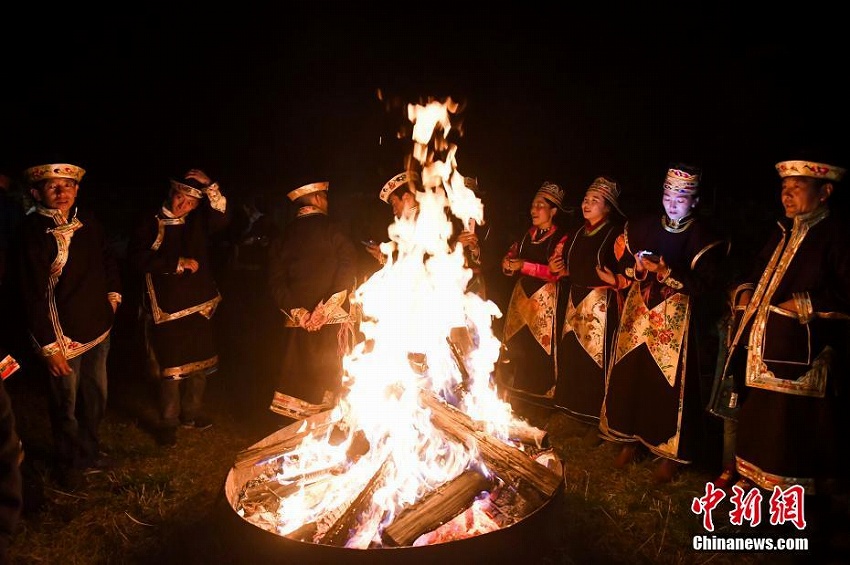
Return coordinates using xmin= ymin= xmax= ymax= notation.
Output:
xmin=218 ymin=412 xmax=565 ymax=565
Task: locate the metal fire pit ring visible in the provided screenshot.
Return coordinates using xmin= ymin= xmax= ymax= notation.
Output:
xmin=216 ymin=422 xmax=565 ymax=565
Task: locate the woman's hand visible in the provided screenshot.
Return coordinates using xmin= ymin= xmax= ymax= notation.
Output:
xmin=502 ymin=257 xmax=523 ymax=275
xmin=635 ymin=253 xmax=666 ymax=275
xmin=596 ymin=265 xmax=616 ymax=286
xmin=549 ymin=255 xmax=565 ymax=273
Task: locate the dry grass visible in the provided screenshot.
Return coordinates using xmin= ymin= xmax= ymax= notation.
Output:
xmin=5 ymin=330 xmax=809 ymax=564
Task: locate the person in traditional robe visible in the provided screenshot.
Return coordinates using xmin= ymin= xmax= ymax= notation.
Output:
xmin=128 ymin=169 xmax=230 ymax=446
xmin=17 ymin=162 xmax=121 ymax=489
xmin=367 ymin=171 xmax=486 ymax=298
xmin=267 ymin=181 xmax=358 ymax=420
xmin=600 ymin=164 xmax=729 ymax=482
xmin=720 ymin=156 xmax=849 ymax=496
xmin=549 ymin=177 xmax=628 ymax=443
xmin=497 ymin=181 xmax=569 ymax=422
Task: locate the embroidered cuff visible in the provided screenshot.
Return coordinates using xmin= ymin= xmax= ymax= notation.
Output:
xmin=204 ymin=182 xmax=227 ymax=213
xmin=661 ymin=274 xmax=683 ymax=290
xmin=626 ymin=267 xmax=647 ymax=281
xmin=40 ymin=342 xmax=62 ymax=358
xmin=656 ymin=267 xmax=672 ymax=283
xmin=793 ymin=292 xmax=814 ymax=324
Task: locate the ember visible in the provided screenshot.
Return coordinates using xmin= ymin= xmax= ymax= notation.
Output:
xmin=225 ymin=98 xmax=564 ymax=554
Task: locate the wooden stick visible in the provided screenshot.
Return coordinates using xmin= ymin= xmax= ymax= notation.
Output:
xmin=421 ymin=392 xmax=562 ymax=497
xmin=234 ymin=410 xmax=337 ymax=468
xmin=382 ymin=469 xmax=493 ymax=547
xmin=319 ymin=456 xmax=394 ymax=546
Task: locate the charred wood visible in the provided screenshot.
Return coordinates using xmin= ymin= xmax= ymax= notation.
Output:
xmin=319 ymin=456 xmax=394 ymax=547
xmin=420 ymin=392 xmax=562 ymax=497
xmin=382 ymin=469 xmax=493 ymax=547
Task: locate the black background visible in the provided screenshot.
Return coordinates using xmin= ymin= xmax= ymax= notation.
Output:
xmin=3 ymin=8 xmax=846 ymax=251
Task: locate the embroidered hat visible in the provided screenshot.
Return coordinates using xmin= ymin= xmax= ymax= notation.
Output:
xmin=535 ymin=181 xmax=565 ymax=209
xmin=169 ymin=178 xmax=205 ymax=199
xmin=24 ymin=163 xmax=85 ymax=184
xmin=662 ymin=166 xmax=700 ymax=195
xmin=288 ymin=181 xmax=329 ymax=202
xmin=587 ymin=176 xmax=624 ymax=216
xmin=775 ymin=160 xmax=845 ymax=182
xmin=379 ymin=171 xmax=420 ymax=203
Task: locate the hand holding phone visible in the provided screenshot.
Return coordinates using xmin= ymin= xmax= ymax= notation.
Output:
xmin=638 ymin=250 xmax=661 ymax=263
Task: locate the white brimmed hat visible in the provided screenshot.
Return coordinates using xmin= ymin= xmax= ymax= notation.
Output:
xmin=170 ymin=178 xmax=205 ymax=199
xmin=775 ymin=160 xmax=845 ymax=182
xmin=288 ymin=181 xmax=329 ymax=202
xmin=24 ymin=163 xmax=85 ymax=184
xmin=379 ymin=171 xmax=420 ymax=203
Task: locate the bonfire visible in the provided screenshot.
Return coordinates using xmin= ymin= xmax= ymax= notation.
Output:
xmin=227 ymin=98 xmax=563 ymax=550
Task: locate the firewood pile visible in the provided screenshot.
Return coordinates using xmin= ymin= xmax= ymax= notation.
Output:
xmin=227 ymin=393 xmax=563 ymax=549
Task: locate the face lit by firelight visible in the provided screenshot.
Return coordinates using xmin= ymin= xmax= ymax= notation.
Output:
xmin=169 ymin=190 xmax=201 ymax=218
xmin=662 ymin=189 xmax=697 ymax=222
xmin=780 ymin=176 xmax=828 ymax=218
xmin=582 ymin=191 xmax=610 ymax=225
xmin=531 ymin=195 xmax=557 ymax=229
xmin=32 ymin=178 xmax=79 ymax=216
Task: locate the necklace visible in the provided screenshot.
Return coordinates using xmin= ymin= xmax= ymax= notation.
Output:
xmin=662 ymin=214 xmax=694 ymax=233
xmin=535 ymin=226 xmax=552 ymax=240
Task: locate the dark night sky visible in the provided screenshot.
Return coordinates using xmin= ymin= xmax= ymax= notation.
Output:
xmin=3 ymin=9 xmax=846 ymax=248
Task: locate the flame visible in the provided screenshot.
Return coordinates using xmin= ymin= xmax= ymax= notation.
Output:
xmin=258 ymin=98 xmax=530 ymax=547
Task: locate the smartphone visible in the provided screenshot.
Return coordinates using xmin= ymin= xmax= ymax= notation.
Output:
xmin=639 ymin=251 xmax=661 ymax=262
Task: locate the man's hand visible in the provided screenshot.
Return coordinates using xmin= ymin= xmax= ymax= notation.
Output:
xmin=457 ymin=231 xmax=479 ymax=250
xmin=178 ymin=257 xmax=200 ymax=274
xmin=184 ymin=169 xmax=211 ymax=186
xmin=306 ymin=310 xmax=328 ymax=332
xmin=45 ymin=351 xmax=72 ymax=377
xmin=365 ymin=242 xmax=384 ymax=263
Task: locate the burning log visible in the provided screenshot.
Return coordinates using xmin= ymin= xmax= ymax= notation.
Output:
xmin=420 ymin=392 xmax=562 ymax=498
xmin=382 ymin=469 xmax=493 ymax=547
xmin=319 ymin=456 xmax=395 ymax=547
xmin=234 ymin=410 xmax=337 ymax=469
xmin=507 ymin=421 xmax=548 ymax=449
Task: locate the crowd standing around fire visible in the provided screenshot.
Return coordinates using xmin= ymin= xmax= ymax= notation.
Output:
xmin=0 ymin=147 xmax=847 ymax=562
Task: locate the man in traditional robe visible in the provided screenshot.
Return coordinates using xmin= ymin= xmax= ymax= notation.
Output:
xmin=267 ymin=181 xmax=358 ymax=420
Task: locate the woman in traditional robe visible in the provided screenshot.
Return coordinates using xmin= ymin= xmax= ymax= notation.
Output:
xmin=498 ymin=182 xmax=569 ymax=422
xmin=600 ymin=164 xmax=728 ymax=482
xmin=549 ymin=177 xmax=628 ymax=442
